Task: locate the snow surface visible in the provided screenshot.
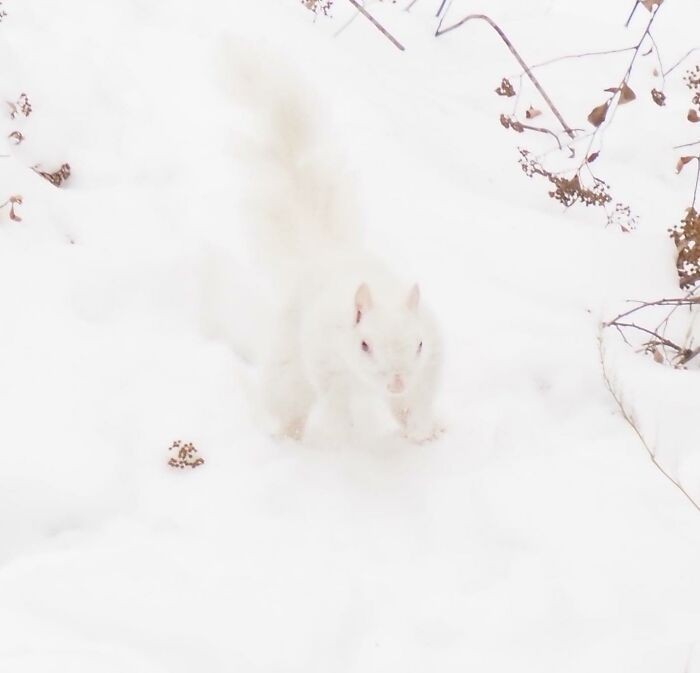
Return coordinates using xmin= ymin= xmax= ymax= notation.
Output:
xmin=2 ymin=0 xmax=700 ymax=671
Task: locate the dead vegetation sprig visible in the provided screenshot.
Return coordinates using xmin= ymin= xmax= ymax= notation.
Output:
xmin=305 ymin=0 xmax=404 ymax=50
xmin=0 ymin=194 xmax=22 ymax=221
xmin=518 ymin=149 xmax=613 ymax=209
xmin=604 ymin=293 xmax=700 ymax=367
xmin=167 ymin=440 xmax=205 ymax=470
xmin=669 ymin=69 xmax=700 ymax=289
xmin=7 ymin=93 xmax=31 ymax=119
xmin=32 ymin=163 xmax=71 ymax=187
xmin=302 ymin=0 xmax=334 ymax=15
xmin=598 ymin=333 xmax=700 ymax=514
xmin=434 ymin=9 xmax=644 ymax=229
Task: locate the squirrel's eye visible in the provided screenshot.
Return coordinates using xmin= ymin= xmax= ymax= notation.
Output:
xmin=361 ymin=341 xmax=371 ymax=353
xmin=417 ymin=341 xmax=423 ymax=354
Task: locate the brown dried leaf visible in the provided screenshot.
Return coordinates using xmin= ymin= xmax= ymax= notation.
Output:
xmin=651 ymin=88 xmax=666 ymax=106
xmin=495 ymin=78 xmax=516 ymax=97
xmin=676 ymin=156 xmax=696 ymax=173
xmin=7 ymin=130 xmax=23 ymax=144
xmin=32 ymin=163 xmax=71 ymax=187
xmin=525 ymin=105 xmax=542 ymax=119
xmin=641 ymin=0 xmax=663 ymax=10
xmin=587 ymin=102 xmax=609 ymax=127
xmin=604 ymin=87 xmax=619 ymax=94
xmin=689 ymin=109 xmax=700 ymax=123
xmin=1 ymin=194 xmax=23 ymax=222
xmin=619 ymin=82 xmax=636 ymax=104
xmin=499 ymin=114 xmax=524 ymax=133
xmin=652 ymin=347 xmax=664 ymax=363
xmin=587 ymin=151 xmax=600 ymax=163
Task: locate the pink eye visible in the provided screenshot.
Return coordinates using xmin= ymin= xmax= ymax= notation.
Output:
xmin=361 ymin=341 xmax=371 ymax=353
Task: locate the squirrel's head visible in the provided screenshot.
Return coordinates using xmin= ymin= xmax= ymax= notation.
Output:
xmin=345 ymin=282 xmax=430 ymax=397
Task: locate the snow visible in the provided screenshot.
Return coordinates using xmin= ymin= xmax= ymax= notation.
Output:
xmin=2 ymin=0 xmax=700 ymax=670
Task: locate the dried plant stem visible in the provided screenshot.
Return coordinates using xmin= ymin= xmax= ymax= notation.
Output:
xmin=624 ymin=0 xmax=641 ymax=28
xmin=346 ymin=0 xmax=405 ymax=51
xmin=605 ymin=294 xmax=700 ymax=365
xmin=580 ymin=5 xmax=662 ymax=168
xmin=598 ymin=333 xmax=700 ymax=514
xmin=692 ymin=157 xmax=700 ymax=210
xmin=518 ymin=122 xmax=568 ymax=149
xmin=664 ymin=47 xmax=700 ymax=77
xmin=435 ymin=14 xmax=575 ymax=139
xmin=674 ymin=140 xmax=700 ymax=150
xmin=526 ymin=46 xmax=637 ymax=73
xmin=609 ymin=296 xmax=700 ymax=324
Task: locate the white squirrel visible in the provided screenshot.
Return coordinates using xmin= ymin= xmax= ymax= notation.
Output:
xmin=224 ymin=44 xmax=443 ymax=443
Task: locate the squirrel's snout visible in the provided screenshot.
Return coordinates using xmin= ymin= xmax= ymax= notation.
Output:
xmin=387 ymin=374 xmax=405 ymax=394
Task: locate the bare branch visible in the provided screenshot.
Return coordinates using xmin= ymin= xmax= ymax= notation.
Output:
xmin=624 ymin=0 xmax=641 ymax=28
xmin=599 ymin=333 xmax=700 ymax=514
xmin=664 ymin=47 xmax=700 ymax=77
xmin=435 ymin=14 xmax=575 ymax=139
xmin=674 ymin=140 xmax=700 ymax=150
xmin=607 ymin=296 xmax=700 ymax=325
xmin=346 ymin=0 xmax=405 ymax=51
xmin=525 ymin=46 xmax=637 ymax=74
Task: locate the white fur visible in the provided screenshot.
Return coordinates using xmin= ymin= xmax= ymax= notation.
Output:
xmin=224 ymin=44 xmax=443 ymax=442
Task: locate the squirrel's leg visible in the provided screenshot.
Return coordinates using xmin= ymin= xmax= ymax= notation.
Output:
xmin=261 ymin=340 xmax=314 ymax=441
xmin=389 ymin=378 xmax=444 ymax=444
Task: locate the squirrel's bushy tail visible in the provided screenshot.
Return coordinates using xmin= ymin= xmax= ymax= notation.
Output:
xmin=219 ymin=40 xmax=361 ymax=278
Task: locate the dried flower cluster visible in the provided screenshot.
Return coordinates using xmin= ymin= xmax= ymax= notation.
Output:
xmin=684 ymin=65 xmax=700 ymax=122
xmin=167 ymin=440 xmax=205 ymax=470
xmin=518 ymin=149 xmax=613 ymax=208
xmin=301 ymin=0 xmax=333 ymax=15
xmin=607 ymin=203 xmax=638 ymax=233
xmin=7 ymin=93 xmax=31 ymax=119
xmin=670 ymin=207 xmax=700 ymax=288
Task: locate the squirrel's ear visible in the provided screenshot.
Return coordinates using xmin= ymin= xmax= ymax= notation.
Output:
xmin=407 ymin=283 xmax=420 ymax=310
xmin=355 ymin=283 xmax=372 ymax=324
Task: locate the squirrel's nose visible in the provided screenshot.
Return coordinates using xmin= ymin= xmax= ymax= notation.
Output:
xmin=387 ymin=374 xmax=405 ymax=394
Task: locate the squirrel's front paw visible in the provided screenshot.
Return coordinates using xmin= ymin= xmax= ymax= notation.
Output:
xmin=401 ymin=421 xmax=446 ymax=444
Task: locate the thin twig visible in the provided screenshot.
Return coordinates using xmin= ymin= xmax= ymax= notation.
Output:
xmin=692 ymin=157 xmax=700 ymax=210
xmin=346 ymin=0 xmax=405 ymax=51
xmin=663 ymin=47 xmax=700 ymax=77
xmin=580 ymin=5 xmax=662 ymax=166
xmin=674 ymin=140 xmax=700 ymax=150
xmin=435 ymin=14 xmax=575 ymax=139
xmin=598 ymin=333 xmax=700 ymax=514
xmin=519 ymin=123 xmax=566 ymax=150
xmin=609 ymin=322 xmax=685 ymax=353
xmin=525 ymin=46 xmax=637 ymax=73
xmin=607 ymin=296 xmax=700 ymax=324
xmin=435 ymin=0 xmax=448 ymax=18
xmin=624 ymin=0 xmax=641 ymax=28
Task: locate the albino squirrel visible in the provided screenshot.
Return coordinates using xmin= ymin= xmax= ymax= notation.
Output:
xmin=225 ymin=45 xmax=443 ymax=443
